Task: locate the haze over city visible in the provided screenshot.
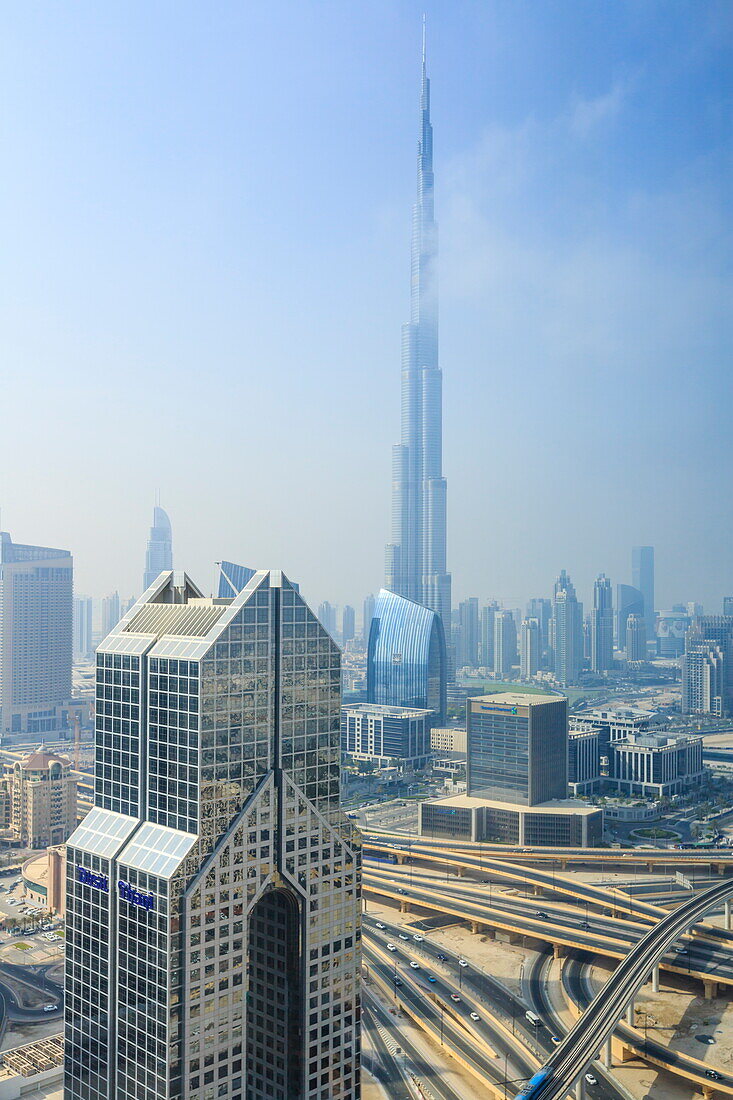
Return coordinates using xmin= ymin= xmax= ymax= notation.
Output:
xmin=1 ymin=0 xmax=731 ymax=613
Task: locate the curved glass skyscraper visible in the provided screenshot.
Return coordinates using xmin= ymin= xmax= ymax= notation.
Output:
xmin=367 ymin=588 xmax=447 ymax=721
xmin=385 ymin=25 xmax=451 ymax=638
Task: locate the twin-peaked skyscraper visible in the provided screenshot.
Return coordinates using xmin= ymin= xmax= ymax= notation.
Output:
xmin=385 ymin=27 xmax=451 ymax=639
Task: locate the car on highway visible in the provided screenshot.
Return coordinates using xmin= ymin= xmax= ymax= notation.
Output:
xmin=450 ymin=994 xmax=461 ymax=1003
xmin=469 ymin=1012 xmax=480 ymax=1022
xmin=393 ymin=978 xmax=403 ymax=987
xmin=551 ymin=1036 xmax=562 ymax=1044
xmin=409 ymin=961 xmax=420 ymax=970
xmin=412 ymin=934 xmax=423 ymax=942
xmin=436 ymin=953 xmax=446 ymax=962
xmin=706 ymin=1070 xmax=721 ymax=1081
xmin=375 ymin=923 xmax=385 ymax=930
xmin=398 ymin=933 xmax=409 ymax=941
xmin=534 ymin=911 xmax=549 ymax=920
xmin=43 ymin=1004 xmax=55 ymax=1013
xmin=584 ymin=1073 xmax=597 ymax=1086
xmin=386 ymin=943 xmax=396 ymax=952
xmin=427 ymin=976 xmax=437 ymax=983
xmin=458 ymin=959 xmax=468 ymax=967
xmin=580 ymin=921 xmax=592 ymax=930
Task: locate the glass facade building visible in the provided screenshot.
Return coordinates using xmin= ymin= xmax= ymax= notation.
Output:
xmin=142 ymin=505 xmax=173 ymax=592
xmin=65 ymin=568 xmax=361 ymax=1100
xmin=366 ymin=588 xmax=446 ymax=722
xmin=341 ymin=703 xmax=433 ymax=770
xmin=466 ymin=693 xmax=568 ymax=806
xmin=384 ymin=30 xmax=451 ymax=638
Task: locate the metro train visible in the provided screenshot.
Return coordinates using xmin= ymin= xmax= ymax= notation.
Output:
xmin=514 ymin=1067 xmax=554 ymax=1099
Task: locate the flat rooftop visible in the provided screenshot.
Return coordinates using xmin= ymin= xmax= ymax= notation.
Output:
xmin=426 ymin=793 xmax=601 ymax=818
xmin=469 ymin=692 xmax=563 ymax=707
xmin=342 ymin=703 xmax=433 ymax=719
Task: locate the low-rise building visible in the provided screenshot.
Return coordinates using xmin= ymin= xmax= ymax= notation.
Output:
xmin=341 ymin=703 xmax=433 ymax=771
xmin=430 ymin=727 xmax=467 ymax=754
xmin=568 ymin=727 xmax=601 ymax=796
xmin=21 ymin=846 xmax=66 ymax=915
xmin=609 ymin=731 xmax=704 ymax=798
xmin=419 ymin=793 xmax=603 ymax=847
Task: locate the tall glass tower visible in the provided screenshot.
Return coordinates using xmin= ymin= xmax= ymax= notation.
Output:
xmin=64 ymin=569 xmax=361 ymax=1100
xmin=143 ymin=504 xmax=173 ymax=591
xmin=385 ymin=23 xmax=451 ymax=638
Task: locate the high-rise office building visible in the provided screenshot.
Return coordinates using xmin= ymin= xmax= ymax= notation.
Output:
xmin=479 ymin=601 xmax=499 ymax=668
xmin=520 ymin=618 xmax=540 ymax=679
xmin=616 ymin=583 xmax=644 ymax=647
xmin=384 ymin=29 xmax=451 ymax=638
xmin=683 ymin=616 xmax=733 ymax=716
xmin=625 ymin=614 xmax=647 ymax=662
xmin=341 ymin=703 xmax=432 ymax=770
xmin=526 ymin=598 xmax=551 ymax=665
xmin=632 ymin=546 xmax=655 ymax=639
xmin=142 ymin=504 xmax=173 ymax=591
xmin=457 ymin=597 xmax=479 ymax=669
xmin=0 ymin=531 xmax=73 ymax=737
xmin=73 ymin=596 xmax=94 ymax=661
xmin=100 ymin=591 xmax=121 ymax=639
xmin=591 ymin=574 xmax=614 ymax=672
xmin=493 ymin=610 xmax=517 ymax=679
xmin=367 ymin=588 xmax=447 ymax=721
xmin=724 ymin=597 xmax=733 ymax=617
xmin=362 ymin=594 xmax=375 ymax=643
xmin=342 ymin=605 xmax=356 ymax=647
xmin=218 ymin=561 xmax=256 ymax=597
xmin=550 ymin=570 xmax=583 ymax=687
xmin=466 ymin=693 xmax=568 ymax=805
xmin=64 ymin=568 xmax=361 ymax=1100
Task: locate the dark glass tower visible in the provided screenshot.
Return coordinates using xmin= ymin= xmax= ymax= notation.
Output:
xmin=64 ymin=569 xmax=361 ymax=1100
xmin=385 ymin=23 xmax=451 ymax=638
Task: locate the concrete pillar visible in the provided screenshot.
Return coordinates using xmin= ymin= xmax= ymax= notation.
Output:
xmin=470 ymin=920 xmax=482 ymax=935
xmin=553 ymin=943 xmax=566 ymax=960
xmin=534 ymin=884 xmax=543 ymax=896
xmin=725 ymin=899 xmax=732 ymax=931
xmin=575 ymin=1077 xmax=585 ymax=1100
xmin=604 ymin=1036 xmax=612 ymax=1067
xmin=626 ymin=996 xmax=634 ymax=1026
xmin=399 ymin=900 xmax=411 ymax=914
xmin=651 ymin=965 xmax=659 ymax=994
xmin=704 ymin=979 xmax=718 ymax=1000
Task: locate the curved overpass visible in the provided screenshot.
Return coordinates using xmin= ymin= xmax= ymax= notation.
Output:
xmin=532 ymin=877 xmax=733 ymax=1100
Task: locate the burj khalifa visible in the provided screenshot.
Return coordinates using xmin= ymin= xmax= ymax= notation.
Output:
xmin=385 ymin=23 xmax=451 ymax=637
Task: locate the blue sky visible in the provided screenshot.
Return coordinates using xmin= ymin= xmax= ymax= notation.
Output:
xmin=1 ymin=1 xmax=731 ymax=616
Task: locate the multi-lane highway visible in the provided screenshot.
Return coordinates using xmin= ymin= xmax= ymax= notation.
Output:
xmin=365 ymin=864 xmax=733 ymax=991
xmin=533 ymin=877 xmax=733 ymax=1099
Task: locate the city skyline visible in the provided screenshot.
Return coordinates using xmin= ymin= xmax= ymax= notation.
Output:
xmin=1 ymin=2 xmax=731 ymax=611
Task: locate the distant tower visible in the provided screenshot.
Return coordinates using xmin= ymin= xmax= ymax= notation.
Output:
xmin=520 ymin=618 xmax=541 ymax=680
xmin=342 ymin=605 xmax=356 ymax=647
xmin=457 ymin=598 xmax=479 ymax=669
xmin=143 ymin=503 xmax=173 ymax=590
xmin=626 ymin=614 xmax=647 ymax=662
xmin=591 ymin=574 xmax=614 ymax=672
xmin=362 ymin=594 xmax=376 ymax=642
xmin=384 ymin=21 xmax=451 ymax=638
xmin=632 ymin=546 xmax=655 ymax=639
xmin=551 ymin=570 xmax=583 ymax=687
xmin=318 ymin=601 xmax=338 ymax=640
xmin=493 ymin=610 xmax=517 ymax=679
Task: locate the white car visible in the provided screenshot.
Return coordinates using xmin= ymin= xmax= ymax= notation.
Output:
xmin=585 ymin=1074 xmax=597 ymax=1087
xmin=43 ymin=1004 xmax=55 ymax=1013
xmin=412 ymin=935 xmax=424 ymax=942
xmin=458 ymin=959 xmax=468 ymax=968
xmin=470 ymin=1012 xmax=480 ymax=1022
xmin=409 ymin=961 xmax=419 ymax=970
xmin=375 ymin=923 xmax=385 ymax=930
xmin=386 ymin=943 xmax=396 ymax=952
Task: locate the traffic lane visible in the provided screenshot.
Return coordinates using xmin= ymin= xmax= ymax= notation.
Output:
xmin=364 ymin=992 xmax=462 ymax=1100
xmin=567 ymin=955 xmax=733 ymax=1089
xmin=361 ymin=1003 xmax=412 ymax=1100
xmin=0 ymin=961 xmax=63 ymax=997
xmin=366 ymin=872 xmax=733 ymax=981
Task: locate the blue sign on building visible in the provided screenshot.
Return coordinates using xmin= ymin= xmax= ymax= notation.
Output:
xmin=77 ymin=866 xmax=109 ymax=892
xmin=117 ymin=880 xmax=155 ymax=912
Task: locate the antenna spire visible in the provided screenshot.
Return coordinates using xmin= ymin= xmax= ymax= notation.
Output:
xmin=422 ymin=13 xmax=427 ymax=70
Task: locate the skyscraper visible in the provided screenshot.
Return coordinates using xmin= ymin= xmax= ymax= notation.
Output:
xmin=493 ymin=610 xmax=517 ymax=679
xmin=616 ymin=583 xmax=644 ymax=647
xmin=362 ymin=594 xmax=375 ymax=643
xmin=100 ymin=591 xmax=121 ymax=639
xmin=632 ymin=546 xmax=655 ymax=640
xmin=520 ymin=618 xmax=541 ymax=679
xmin=551 ymin=570 xmax=583 ymax=687
xmin=590 ymin=574 xmax=614 ymax=672
xmin=0 ymin=531 xmax=73 ymax=737
xmin=342 ymin=605 xmax=356 ymax=646
xmin=384 ymin=26 xmax=451 ymax=638
xmin=367 ymin=588 xmax=447 ymax=721
xmin=625 ymin=614 xmax=647 ymax=662
xmin=318 ymin=601 xmax=337 ymax=640
xmin=64 ymin=568 xmax=361 ymax=1100
xmin=73 ymin=596 xmax=94 ymax=661
xmin=457 ymin=597 xmax=479 ymax=669
xmin=683 ymin=616 xmax=733 ymax=716
xmin=526 ymin=597 xmax=552 ymax=665
xmin=480 ymin=601 xmax=500 ymax=668
xmin=142 ymin=503 xmax=173 ymax=591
